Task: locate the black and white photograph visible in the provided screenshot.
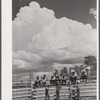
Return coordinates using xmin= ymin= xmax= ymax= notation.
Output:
xmin=12 ymin=0 xmax=98 ymax=100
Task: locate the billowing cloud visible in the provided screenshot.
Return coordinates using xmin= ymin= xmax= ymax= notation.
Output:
xmin=28 ymin=18 xmax=96 ymax=55
xmin=13 ymin=2 xmax=97 ymax=75
xmin=89 ymin=8 xmax=97 ymax=19
xmin=13 ymin=2 xmax=55 ymax=51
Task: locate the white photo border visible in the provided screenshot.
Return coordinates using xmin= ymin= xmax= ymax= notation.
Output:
xmin=2 ymin=0 xmax=99 ymax=100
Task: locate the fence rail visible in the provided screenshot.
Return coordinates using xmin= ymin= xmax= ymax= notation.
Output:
xmin=12 ymin=80 xmax=97 ymax=100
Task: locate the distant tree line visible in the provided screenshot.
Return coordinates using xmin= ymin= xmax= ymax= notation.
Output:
xmin=59 ymin=55 xmax=97 ymax=78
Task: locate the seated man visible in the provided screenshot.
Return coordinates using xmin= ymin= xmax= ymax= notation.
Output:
xmin=42 ymin=74 xmax=47 ymax=87
xmin=69 ymin=70 xmax=77 ymax=84
xmin=62 ymin=74 xmax=66 ymax=85
xmin=61 ymin=73 xmax=66 ymax=85
xmin=80 ymin=70 xmax=87 ymax=82
xmin=35 ymin=76 xmax=40 ymax=87
xmin=55 ymin=74 xmax=60 ymax=85
xmin=50 ymin=76 xmax=55 ymax=86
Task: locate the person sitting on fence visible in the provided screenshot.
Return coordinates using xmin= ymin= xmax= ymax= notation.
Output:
xmin=42 ymin=74 xmax=47 ymax=87
xmin=35 ymin=76 xmax=40 ymax=87
xmin=80 ymin=70 xmax=87 ymax=82
xmin=50 ymin=75 xmax=56 ymax=86
xmin=69 ymin=70 xmax=77 ymax=84
xmin=53 ymin=70 xmax=60 ymax=85
xmin=62 ymin=73 xmax=66 ymax=85
xmin=40 ymin=76 xmax=43 ymax=87
xmin=55 ymin=74 xmax=61 ymax=85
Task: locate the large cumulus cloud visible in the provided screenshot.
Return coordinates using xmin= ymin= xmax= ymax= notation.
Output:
xmin=13 ymin=2 xmax=55 ymax=51
xmin=13 ymin=2 xmax=97 ymax=75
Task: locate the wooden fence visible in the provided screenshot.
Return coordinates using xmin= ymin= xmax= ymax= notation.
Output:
xmin=12 ymin=80 xmax=97 ymax=100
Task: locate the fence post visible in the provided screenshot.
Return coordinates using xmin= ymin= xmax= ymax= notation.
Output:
xmin=31 ymin=89 xmax=33 ymax=100
xmin=30 ymin=81 xmax=33 ymax=100
xmin=55 ymin=85 xmax=61 ymax=100
xmin=29 ymin=72 xmax=33 ymax=100
xmin=32 ymin=85 xmax=36 ymax=100
xmin=69 ymin=81 xmax=71 ymax=100
xmin=45 ymin=86 xmax=49 ymax=100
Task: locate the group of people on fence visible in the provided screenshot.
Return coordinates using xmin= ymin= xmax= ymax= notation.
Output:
xmin=34 ymin=68 xmax=87 ymax=87
xmin=50 ymin=72 xmax=67 ymax=86
xmin=35 ymin=74 xmax=47 ymax=87
xmin=69 ymin=69 xmax=87 ymax=84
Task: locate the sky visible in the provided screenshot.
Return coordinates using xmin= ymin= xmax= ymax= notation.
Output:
xmin=12 ymin=0 xmax=97 ymax=81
